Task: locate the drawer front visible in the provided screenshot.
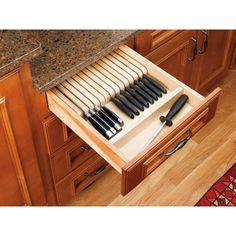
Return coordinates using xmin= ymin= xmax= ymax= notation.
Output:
xmin=135 ymin=30 xmax=182 ymax=56
xmin=55 ymin=157 xmax=110 ymax=205
xmin=121 ymin=89 xmax=220 ymax=195
xmin=43 ymin=115 xmax=77 ymax=155
xmin=47 ymin=45 xmax=221 ymax=196
xmin=51 ymin=138 xmax=96 ymax=182
xmin=143 ymin=108 xmax=209 ymax=177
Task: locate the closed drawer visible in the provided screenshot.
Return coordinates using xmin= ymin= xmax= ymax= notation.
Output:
xmin=135 ymin=30 xmax=182 ymax=56
xmin=50 ymin=138 xmax=96 ymax=182
xmin=55 ymin=156 xmax=110 ymax=205
xmin=43 ymin=115 xmax=77 ymax=155
xmin=46 ymin=45 xmax=221 ymax=195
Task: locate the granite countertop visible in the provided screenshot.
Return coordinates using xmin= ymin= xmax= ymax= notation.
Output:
xmin=0 ymin=30 xmax=140 ymax=91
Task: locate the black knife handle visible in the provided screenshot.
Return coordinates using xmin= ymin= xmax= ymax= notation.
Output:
xmin=115 ymin=94 xmax=140 ymax=116
xmin=85 ymin=112 xmax=113 ymax=139
xmin=90 ymin=111 xmax=117 ymax=135
xmin=102 ymin=106 xmax=124 ymax=126
xmin=126 ymin=87 xmax=149 ymax=108
xmin=96 ymin=108 xmax=122 ymax=131
xmin=120 ymin=90 xmax=144 ymax=111
xmin=160 ymin=94 xmax=188 ymax=126
xmin=134 ymin=80 xmax=158 ymax=100
xmin=143 ymin=74 xmax=167 ymax=94
xmin=131 ymin=84 xmax=154 ymax=104
xmin=140 ymin=78 xmax=162 ymax=97
xmin=111 ymin=97 xmax=135 ymax=119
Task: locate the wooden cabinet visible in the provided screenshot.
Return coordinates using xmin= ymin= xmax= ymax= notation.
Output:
xmin=144 ymin=30 xmax=197 ymax=87
xmin=191 ymin=30 xmax=234 ymax=91
xmin=0 ymin=71 xmax=46 ymax=206
xmin=135 ymin=30 xmax=235 ymax=92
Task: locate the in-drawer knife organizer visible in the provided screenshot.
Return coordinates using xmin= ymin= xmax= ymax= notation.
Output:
xmin=47 ymin=45 xmax=221 ymax=195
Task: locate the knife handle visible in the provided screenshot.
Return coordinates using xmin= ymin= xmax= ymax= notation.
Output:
xmin=102 ymin=106 xmax=124 ymax=126
xmin=115 ymin=94 xmax=140 ymax=116
xmin=140 ymin=78 xmax=162 ymax=97
xmin=95 ymin=107 xmax=122 ymax=131
xmin=134 ymin=80 xmax=158 ymax=100
xmin=85 ymin=112 xmax=113 ymax=139
xmin=160 ymin=94 xmax=188 ymax=126
xmin=111 ymin=97 xmax=135 ymax=119
xmin=131 ymin=84 xmax=154 ymax=104
xmin=126 ymin=87 xmax=149 ymax=108
xmin=90 ymin=110 xmax=117 ymax=135
xmin=143 ymin=74 xmax=167 ymax=94
xmin=120 ymin=90 xmax=145 ymax=111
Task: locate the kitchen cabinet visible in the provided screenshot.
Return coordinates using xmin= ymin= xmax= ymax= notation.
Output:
xmin=230 ymin=39 xmax=236 ymax=69
xmin=134 ymin=30 xmax=235 ymax=92
xmin=143 ymin=30 xmax=198 ymax=87
xmin=0 ymin=70 xmax=46 ymax=205
xmin=191 ymin=30 xmax=235 ymax=91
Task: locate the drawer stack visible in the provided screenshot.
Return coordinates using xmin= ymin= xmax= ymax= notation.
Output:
xmin=43 ymin=115 xmax=111 ymax=204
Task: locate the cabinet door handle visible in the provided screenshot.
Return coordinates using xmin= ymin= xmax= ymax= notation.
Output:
xmin=188 ymin=37 xmax=198 ymax=61
xmin=198 ymin=30 xmax=208 ymax=54
xmin=163 ymin=129 xmax=192 ymax=157
xmin=84 ymin=163 xmax=108 ymax=177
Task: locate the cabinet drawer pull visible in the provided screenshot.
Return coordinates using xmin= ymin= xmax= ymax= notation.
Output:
xmin=84 ymin=164 xmax=108 ymax=177
xmin=163 ymin=129 xmax=192 ymax=156
xmin=80 ymin=145 xmax=92 ymax=151
xmin=198 ymin=30 xmax=208 ymax=54
xmin=188 ymin=37 xmax=198 ymax=61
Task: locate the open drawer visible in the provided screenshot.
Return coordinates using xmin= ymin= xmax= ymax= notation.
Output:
xmin=46 ymin=45 xmax=221 ymax=195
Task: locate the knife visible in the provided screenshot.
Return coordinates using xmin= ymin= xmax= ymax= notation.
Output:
xmin=130 ymin=84 xmax=154 ymax=104
xmin=120 ymin=90 xmax=145 ymax=111
xmin=140 ymin=94 xmax=189 ymax=151
xmin=143 ymin=74 xmax=167 ymax=94
xmin=140 ymin=78 xmax=163 ymax=97
xmin=134 ymin=80 xmax=158 ymax=100
xmin=126 ymin=87 xmax=149 ymax=108
xmin=111 ymin=97 xmax=135 ymax=119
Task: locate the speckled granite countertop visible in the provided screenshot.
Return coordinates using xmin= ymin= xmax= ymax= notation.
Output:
xmin=0 ymin=30 xmax=140 ymax=91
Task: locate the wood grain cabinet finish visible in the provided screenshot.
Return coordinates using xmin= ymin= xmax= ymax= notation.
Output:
xmin=191 ymin=30 xmax=235 ymax=91
xmin=135 ymin=30 xmax=235 ymax=92
xmin=0 ymin=71 xmax=46 ymax=206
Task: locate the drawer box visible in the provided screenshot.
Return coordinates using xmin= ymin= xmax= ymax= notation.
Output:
xmin=43 ymin=115 xmax=77 ymax=155
xmin=46 ymin=45 xmax=221 ymax=195
xmin=55 ymin=156 xmax=110 ymax=205
xmin=50 ymin=138 xmax=96 ymax=182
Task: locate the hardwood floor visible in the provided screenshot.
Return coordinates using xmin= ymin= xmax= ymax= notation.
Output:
xmin=67 ymin=70 xmax=236 ymax=206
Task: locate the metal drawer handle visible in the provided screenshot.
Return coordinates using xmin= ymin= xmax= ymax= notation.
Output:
xmin=84 ymin=164 xmax=108 ymax=177
xmin=188 ymin=37 xmax=198 ymax=61
xmin=163 ymin=129 xmax=192 ymax=157
xmin=198 ymin=30 xmax=208 ymax=54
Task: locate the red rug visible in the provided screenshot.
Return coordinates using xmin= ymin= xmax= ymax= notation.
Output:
xmin=195 ymin=163 xmax=236 ymax=206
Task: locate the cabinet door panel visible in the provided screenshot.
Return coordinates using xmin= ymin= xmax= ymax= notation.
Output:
xmin=193 ymin=30 xmax=234 ymax=91
xmin=145 ymin=30 xmax=198 ymax=87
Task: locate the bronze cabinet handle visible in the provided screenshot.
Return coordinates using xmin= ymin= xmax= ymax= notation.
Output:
xmin=163 ymin=129 xmax=192 ymax=157
xmin=188 ymin=37 xmax=198 ymax=61
xmin=84 ymin=164 xmax=108 ymax=177
xmin=198 ymin=30 xmax=208 ymax=54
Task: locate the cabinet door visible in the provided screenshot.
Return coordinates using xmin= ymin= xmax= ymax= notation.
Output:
xmin=192 ymin=30 xmax=234 ymax=92
xmin=0 ymin=71 xmax=45 ymax=206
xmin=144 ymin=30 xmax=198 ymax=87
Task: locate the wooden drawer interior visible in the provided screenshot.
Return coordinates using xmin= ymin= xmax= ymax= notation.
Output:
xmin=46 ymin=45 xmax=221 ymax=194
xmin=50 ymin=138 xmax=96 ymax=182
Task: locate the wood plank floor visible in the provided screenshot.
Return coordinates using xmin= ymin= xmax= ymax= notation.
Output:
xmin=67 ymin=70 xmax=236 ymax=206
